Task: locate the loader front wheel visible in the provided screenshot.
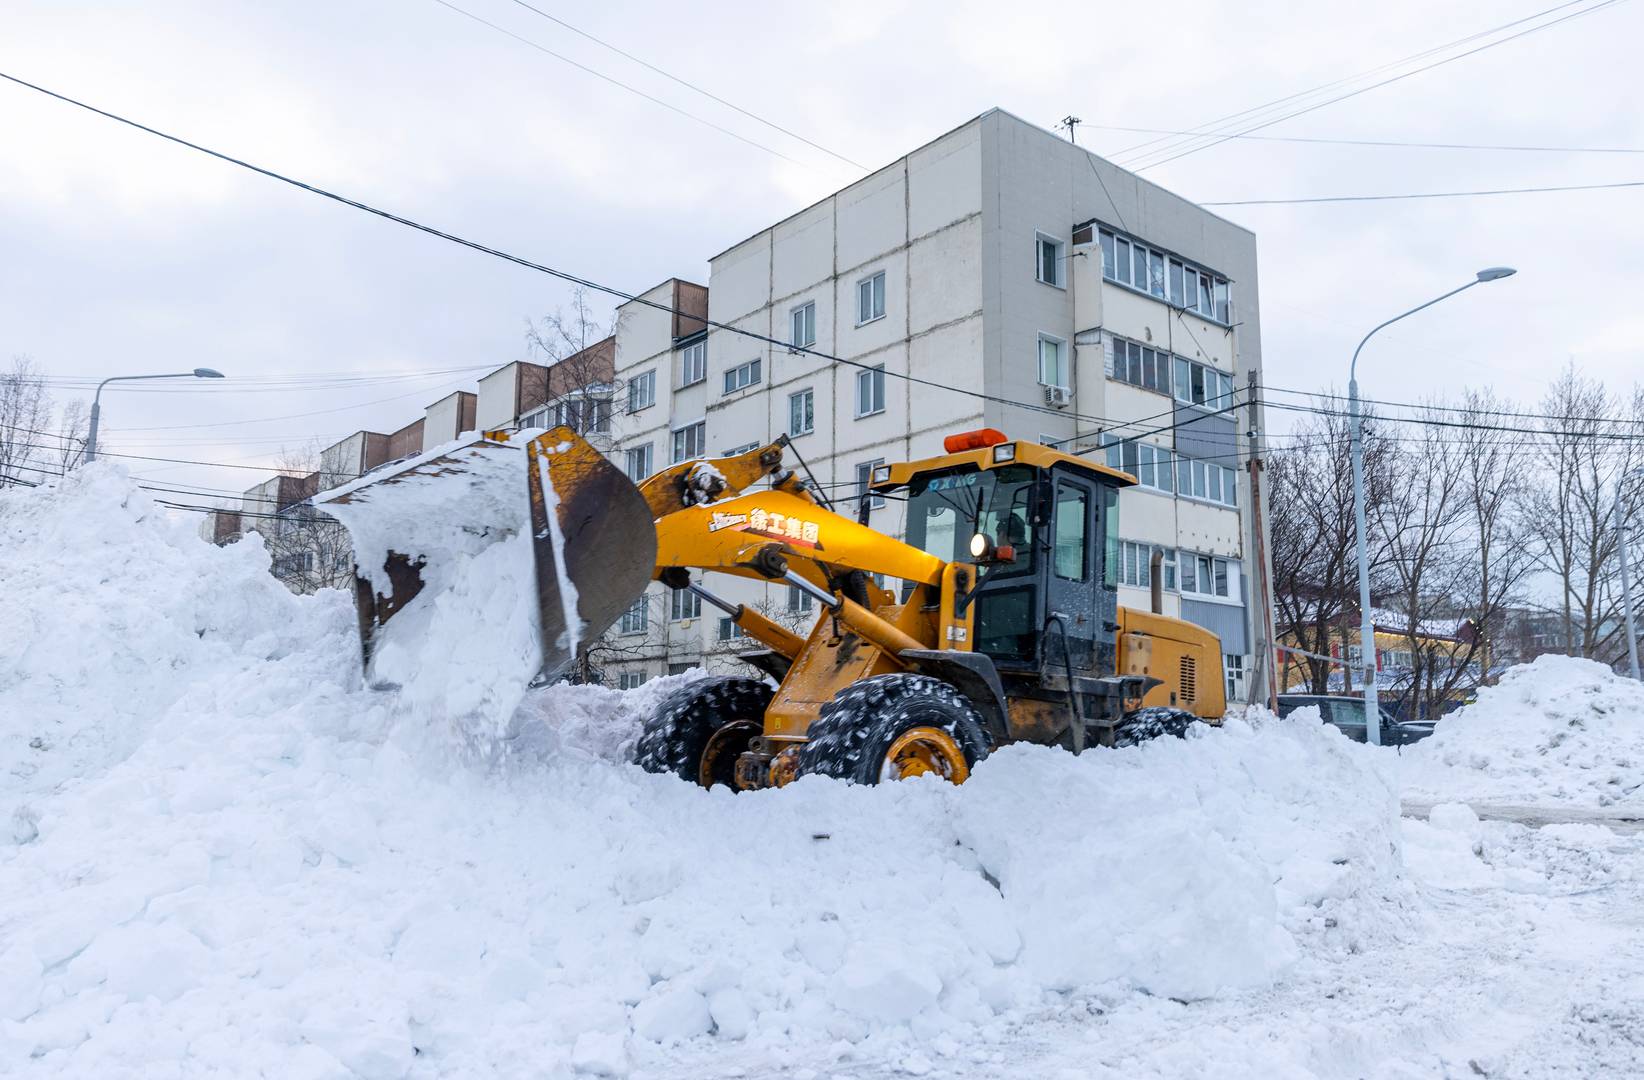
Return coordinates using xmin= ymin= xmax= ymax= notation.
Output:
xmin=635 ymin=677 xmax=773 ymax=789
xmin=799 ymin=674 xmax=990 ymax=786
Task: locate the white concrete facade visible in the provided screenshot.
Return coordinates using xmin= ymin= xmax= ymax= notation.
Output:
xmin=600 ymin=109 xmax=1266 ymax=700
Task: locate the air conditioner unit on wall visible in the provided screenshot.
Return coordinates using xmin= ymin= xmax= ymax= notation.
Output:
xmin=1044 ymin=385 xmax=1072 ymax=408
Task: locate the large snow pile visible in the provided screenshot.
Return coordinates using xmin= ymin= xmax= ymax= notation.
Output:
xmin=2 ymin=471 xmax=1413 ymax=1077
xmin=1402 ymin=655 xmax=1644 ymax=812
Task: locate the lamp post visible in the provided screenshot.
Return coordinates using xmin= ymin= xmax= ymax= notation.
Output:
xmin=1349 ymin=267 xmax=1515 ymax=745
xmin=1618 ymin=467 xmax=1642 ymax=680
xmin=86 ymin=368 xmax=225 ymax=463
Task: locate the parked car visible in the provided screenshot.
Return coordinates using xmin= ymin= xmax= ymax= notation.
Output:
xmin=1275 ymin=694 xmax=1436 ymax=747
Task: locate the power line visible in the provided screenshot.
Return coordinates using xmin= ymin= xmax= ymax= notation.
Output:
xmin=1264 ymin=384 xmax=1644 ymax=427
xmin=0 ymin=69 xmax=1167 ymax=432
xmin=428 ymin=0 xmax=802 ymax=167
xmin=1087 ymin=123 xmax=1644 ymax=156
xmin=1103 ymin=0 xmax=1597 ymax=166
xmin=1121 ymin=0 xmax=1627 ymax=173
xmin=1203 ymin=177 xmax=1644 ymax=206
xmin=1262 ymin=398 xmax=1644 ymax=441
xmin=502 ymin=0 xmax=865 ymax=170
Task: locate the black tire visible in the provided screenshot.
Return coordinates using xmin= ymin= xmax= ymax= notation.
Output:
xmin=634 ymin=676 xmax=773 ymax=788
xmin=1114 ymin=706 xmax=1200 ymax=747
xmin=798 ymin=674 xmax=991 ymax=786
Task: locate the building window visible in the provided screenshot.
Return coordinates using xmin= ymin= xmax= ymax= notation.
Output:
xmin=1173 ymin=357 xmax=1236 ymax=409
xmin=855 ymin=365 xmax=886 ymax=417
xmin=723 ymin=357 xmax=762 ymax=395
xmin=1097 ymin=227 xmax=1230 ymax=324
xmin=1180 ymin=552 xmax=1235 ymax=600
xmin=788 ymin=388 xmax=814 ymax=437
xmin=721 ymin=441 xmax=759 ymax=457
xmin=717 ymin=616 xmax=747 ymax=642
xmin=680 ymin=340 xmax=707 ymax=386
xmin=624 ymin=443 xmax=654 ymax=481
xmin=619 ymin=598 xmax=648 ymax=634
xmin=549 ymin=392 xmax=612 ymax=435
xmin=670 ymin=588 xmax=701 ymax=621
xmin=790 ymin=301 xmax=817 ymax=348
xmin=856 ymin=271 xmax=886 ymax=325
xmin=1037 ymin=334 xmax=1067 ymax=390
xmin=619 ymin=671 xmax=648 ymax=690
xmin=1175 ymin=455 xmax=1238 ymax=508
xmin=672 ymin=421 xmax=706 ymax=463
xmin=1110 ymin=336 xmax=1171 ymax=395
xmin=627 ymin=370 xmax=656 ymax=413
xmin=787 ymin=584 xmax=814 ymax=613
xmin=1035 ymin=233 xmax=1065 ymax=288
xmin=1101 ymin=436 xmax=1173 ymax=494
xmin=1115 ymin=540 xmax=1176 ymax=590
xmin=1225 ymin=654 xmax=1245 ymax=701
xmin=856 ymin=459 xmax=887 ymax=510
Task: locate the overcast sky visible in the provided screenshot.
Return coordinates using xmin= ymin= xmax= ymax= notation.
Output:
xmin=4 ymin=0 xmax=1641 ymax=500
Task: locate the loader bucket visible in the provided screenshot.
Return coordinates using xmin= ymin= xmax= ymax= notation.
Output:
xmin=314 ymin=427 xmax=656 ymax=694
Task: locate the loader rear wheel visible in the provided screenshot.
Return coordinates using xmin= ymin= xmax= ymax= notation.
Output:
xmin=798 ymin=674 xmax=990 ymax=786
xmin=635 ymin=677 xmax=773 ymax=789
xmin=1114 ymin=706 xmax=1200 ymax=747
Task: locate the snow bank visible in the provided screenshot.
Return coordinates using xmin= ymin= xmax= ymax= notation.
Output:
xmin=0 ymin=465 xmax=355 ymax=823
xmin=1402 ymin=655 xmax=1644 ymax=811
xmin=1 ymin=473 xmax=1415 ymax=1076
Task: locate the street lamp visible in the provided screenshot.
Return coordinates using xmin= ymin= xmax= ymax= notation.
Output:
xmin=1618 ymin=467 xmax=1642 ymax=680
xmin=86 ymin=368 xmax=225 ymax=463
xmin=1349 ymin=267 xmax=1515 ymax=745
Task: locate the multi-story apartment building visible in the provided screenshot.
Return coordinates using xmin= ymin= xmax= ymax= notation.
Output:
xmin=201 ymin=108 xmax=1266 ymax=701
xmin=604 ymin=109 xmax=1265 ymax=699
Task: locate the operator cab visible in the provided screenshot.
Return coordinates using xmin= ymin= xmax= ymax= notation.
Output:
xmin=871 ymin=429 xmax=1133 ymax=680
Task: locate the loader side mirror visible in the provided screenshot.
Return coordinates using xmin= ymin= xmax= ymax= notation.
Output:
xmin=1030 ymin=476 xmax=1054 ymax=527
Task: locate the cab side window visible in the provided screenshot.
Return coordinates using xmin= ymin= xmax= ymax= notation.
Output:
xmin=1053 ymin=485 xmax=1088 ymax=580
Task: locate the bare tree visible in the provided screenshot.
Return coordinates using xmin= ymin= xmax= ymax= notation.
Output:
xmin=525 ymin=288 xmax=619 ymax=442
xmin=1524 ymin=366 xmax=1644 ymax=663
xmin=0 ymin=356 xmax=52 ymax=487
xmin=247 ymin=442 xmax=356 ymax=595
xmin=1454 ymin=388 xmax=1536 ymax=679
xmin=53 ymin=399 xmax=90 ymax=475
xmin=1372 ymin=403 xmax=1485 ymax=721
xmin=1268 ymin=400 xmax=1393 ymax=692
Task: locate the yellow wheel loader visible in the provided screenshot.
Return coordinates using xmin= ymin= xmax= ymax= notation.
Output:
xmin=316 ymin=425 xmax=1225 ymax=788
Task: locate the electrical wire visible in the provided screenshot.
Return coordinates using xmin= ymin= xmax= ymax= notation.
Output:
xmin=1119 ymin=0 xmax=1627 ymax=172
xmin=502 ymin=0 xmax=865 ymax=170
xmin=1264 ymin=384 xmax=1644 ymax=427
xmin=428 ymin=0 xmax=803 ymax=167
xmin=1103 ymin=0 xmax=1597 ymax=165
xmin=1086 ymin=123 xmax=1644 ymax=156
xmin=0 ymin=68 xmax=1174 ymax=433
xmin=1202 ymin=177 xmax=1644 ymax=206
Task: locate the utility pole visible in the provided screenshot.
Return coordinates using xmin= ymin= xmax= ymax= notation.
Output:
xmin=1618 ymin=468 xmax=1642 ymax=679
xmin=1060 ymin=115 xmax=1082 ymax=144
xmin=1246 ymin=369 xmax=1279 ymax=711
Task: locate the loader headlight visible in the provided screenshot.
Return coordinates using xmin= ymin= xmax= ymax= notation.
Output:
xmin=872 ymin=464 xmax=892 ymax=484
xmin=969 ymin=532 xmax=993 ymax=559
xmin=991 ymin=443 xmax=1016 ymax=463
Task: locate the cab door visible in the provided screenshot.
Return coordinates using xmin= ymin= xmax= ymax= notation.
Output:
xmin=1042 ymin=471 xmax=1099 ymax=673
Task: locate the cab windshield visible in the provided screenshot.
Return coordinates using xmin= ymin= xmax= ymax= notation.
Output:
xmin=902 ymin=464 xmax=1036 ymax=572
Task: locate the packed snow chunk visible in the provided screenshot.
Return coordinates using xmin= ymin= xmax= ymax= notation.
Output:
xmin=0 ymin=944 xmax=43 ymax=1022
xmin=571 ymin=1030 xmax=630 ymax=1076
xmin=1402 ymin=655 xmax=1644 ymax=812
xmin=831 ymin=952 xmax=944 ymax=1026
xmin=632 ymin=985 xmax=714 ymax=1043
